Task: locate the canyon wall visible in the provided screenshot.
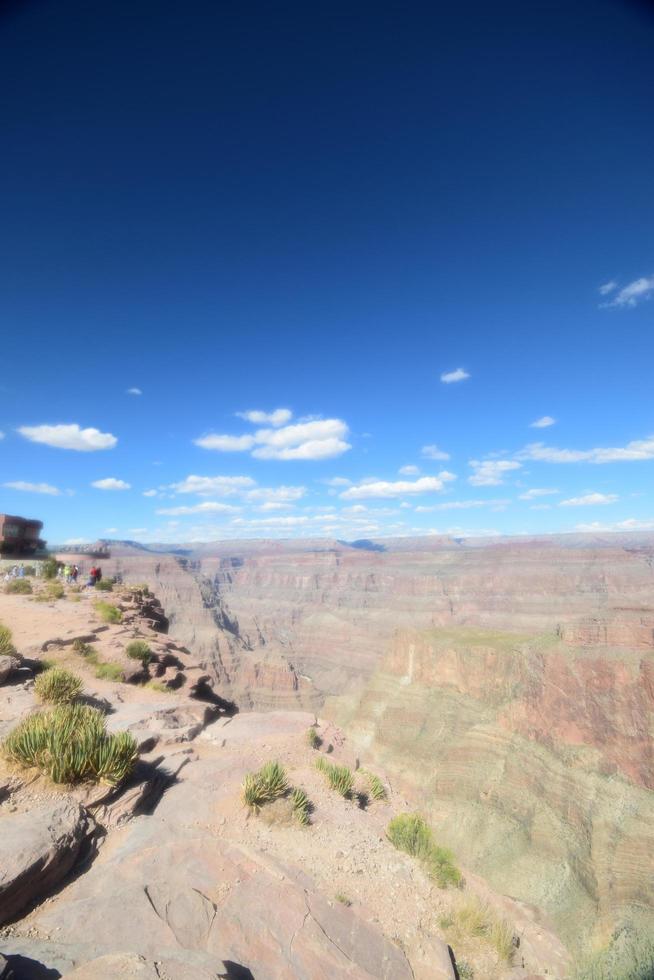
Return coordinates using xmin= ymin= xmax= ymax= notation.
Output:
xmin=81 ymin=533 xmax=654 ymax=953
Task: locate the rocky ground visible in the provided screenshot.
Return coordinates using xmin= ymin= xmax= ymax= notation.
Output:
xmin=0 ymin=580 xmax=569 ymax=979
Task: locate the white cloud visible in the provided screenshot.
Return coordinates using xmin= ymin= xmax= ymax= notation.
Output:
xmin=156 ymin=501 xmax=238 ymax=516
xmin=126 ymin=387 xmax=142 ymax=396
xmin=245 ymin=485 xmax=306 ymax=504
xmin=519 ymin=437 xmax=654 ymax=464
xmin=104 ymin=527 xmax=118 ymax=533
xmin=142 ymin=489 xmax=158 ymax=497
xmin=421 ymin=444 xmax=451 ymax=461
xmin=530 ymin=416 xmax=556 ymax=429
xmin=91 ymin=478 xmax=131 ymax=491
xmin=3 ymin=481 xmax=61 ymax=495
xmin=18 ymin=424 xmax=117 ymax=451
xmin=468 ymin=459 xmax=521 ymax=486
xmin=170 ymin=475 xmax=256 ymax=496
xmin=440 ymin=368 xmax=470 ymax=384
xmin=235 ymin=408 xmax=292 ymax=427
xmin=194 ymin=434 xmax=257 ymax=452
xmin=323 ymin=476 xmax=351 ymax=487
xmin=559 ymin=492 xmax=618 ymax=507
xmin=602 ymin=275 xmax=654 ymax=309
xmin=341 ymin=473 xmax=456 ymax=500
xmin=0 ymin=432 xmax=4 ymax=440
xmin=518 ymin=488 xmax=560 ymax=500
xmin=195 ymin=417 xmax=351 ymax=461
xmin=576 ymin=518 xmax=654 ymax=532
xmin=399 ymin=465 xmax=420 ymax=476
xmin=598 ymin=281 xmax=617 ymax=296
xmin=259 ymin=501 xmax=292 ymax=511
xmin=415 ymin=498 xmax=509 ymax=513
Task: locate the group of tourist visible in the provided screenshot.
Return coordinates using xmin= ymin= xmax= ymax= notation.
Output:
xmin=2 ymin=563 xmax=29 ymax=581
xmin=59 ymin=564 xmax=80 ymax=584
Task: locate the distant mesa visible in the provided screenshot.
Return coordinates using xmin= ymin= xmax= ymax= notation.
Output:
xmin=338 ymin=538 xmax=387 ymax=552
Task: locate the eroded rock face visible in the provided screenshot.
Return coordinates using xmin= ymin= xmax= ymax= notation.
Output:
xmin=0 ymin=801 xmax=91 ymax=926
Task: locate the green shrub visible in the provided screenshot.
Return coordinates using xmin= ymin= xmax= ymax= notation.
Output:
xmin=34 ymin=667 xmax=83 ymax=704
xmin=363 ymin=770 xmax=387 ymax=801
xmin=46 ymin=581 xmax=65 ymax=599
xmin=450 ymin=898 xmax=514 ymax=963
xmin=0 ymin=623 xmax=15 ymax=657
xmin=335 ymin=892 xmax=351 ymax=907
xmin=95 ymin=579 xmax=113 ymax=592
xmin=23 ymin=565 xmax=36 ymax=576
xmin=387 ymin=813 xmax=462 ymax=888
xmin=5 ymin=578 xmax=32 ymax=595
xmin=242 ymin=761 xmax=289 ymax=811
xmin=126 ymin=640 xmax=151 ymax=665
xmin=42 ymin=558 xmax=59 ymax=580
xmin=95 ymin=662 xmax=123 ymax=681
xmin=94 ymin=601 xmax=122 ymax=624
xmin=291 ymin=786 xmax=311 ymax=825
xmin=306 ymin=727 xmax=321 ymax=749
xmin=146 ymin=680 xmax=173 ymax=694
xmin=315 ymin=758 xmax=354 ymax=798
xmin=3 ymin=704 xmax=138 ymax=784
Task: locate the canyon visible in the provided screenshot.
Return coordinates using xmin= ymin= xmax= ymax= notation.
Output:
xmin=90 ymin=531 xmax=654 ymax=964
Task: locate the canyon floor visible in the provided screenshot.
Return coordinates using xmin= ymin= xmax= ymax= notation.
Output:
xmin=0 ymin=582 xmax=568 ymax=979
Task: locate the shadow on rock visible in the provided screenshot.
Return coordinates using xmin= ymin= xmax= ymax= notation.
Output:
xmin=219 ymin=963 xmax=255 ymax=980
xmin=4 ymin=955 xmax=61 ymax=980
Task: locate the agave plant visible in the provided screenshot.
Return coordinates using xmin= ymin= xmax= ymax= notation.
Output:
xmin=241 ymin=760 xmax=289 ymax=811
xmin=363 ymin=770 xmax=387 ymax=802
xmin=291 ymin=786 xmax=311 ymax=825
xmin=34 ymin=667 xmax=83 ymax=704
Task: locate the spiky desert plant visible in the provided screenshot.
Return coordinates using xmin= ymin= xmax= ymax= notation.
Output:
xmin=306 ymin=727 xmax=321 ymax=749
xmin=363 ymin=770 xmax=387 ymax=801
xmin=387 ymin=813 xmax=462 ymax=889
xmin=242 ymin=760 xmax=289 ymax=811
xmin=95 ymin=661 xmax=123 ymax=681
xmin=3 ymin=704 xmax=137 ymax=785
xmin=34 ymin=667 xmax=83 ymax=704
xmin=5 ymin=578 xmax=32 ymax=595
xmin=327 ymin=764 xmax=354 ymax=797
xmin=0 ymin=623 xmax=15 ymax=657
xmin=314 ymin=755 xmax=328 ymax=772
xmin=94 ymin=601 xmax=122 ymax=624
xmin=291 ymin=787 xmax=311 ymax=825
xmin=125 ymin=640 xmax=151 ymax=665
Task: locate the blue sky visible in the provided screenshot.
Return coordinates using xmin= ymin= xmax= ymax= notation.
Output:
xmin=1 ymin=0 xmax=653 ymax=544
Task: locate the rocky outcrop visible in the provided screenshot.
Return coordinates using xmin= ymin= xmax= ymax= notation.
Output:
xmin=0 ymin=802 xmax=91 ymax=925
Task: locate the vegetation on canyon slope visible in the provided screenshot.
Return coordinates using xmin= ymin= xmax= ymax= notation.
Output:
xmin=34 ymin=666 xmax=83 ymax=704
xmin=387 ymin=812 xmax=463 ymax=888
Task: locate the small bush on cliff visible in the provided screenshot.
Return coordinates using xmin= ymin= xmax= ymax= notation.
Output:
xmin=3 ymin=704 xmax=138 ymax=784
xmin=315 ymin=759 xmax=354 ymax=798
xmin=5 ymin=578 xmax=32 ymax=595
xmin=0 ymin=623 xmax=15 ymax=657
xmin=242 ymin=761 xmax=289 ymax=811
xmin=291 ymin=787 xmax=311 ymax=825
xmin=42 ymin=558 xmax=59 ymax=579
xmin=445 ymin=898 xmax=514 ymax=964
xmin=306 ymin=727 xmax=321 ymax=749
xmin=126 ymin=640 xmax=151 ymax=665
xmin=46 ymin=580 xmax=65 ymax=600
xmin=95 ymin=579 xmax=114 ymax=592
xmin=94 ymin=601 xmax=122 ymax=624
xmin=362 ymin=770 xmax=387 ymax=802
xmin=387 ymin=813 xmax=462 ymax=888
xmin=95 ymin=661 xmax=123 ymax=681
xmin=34 ymin=667 xmax=83 ymax=704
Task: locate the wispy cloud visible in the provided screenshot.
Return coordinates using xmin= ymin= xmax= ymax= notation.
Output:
xmin=156 ymin=501 xmax=238 ymax=516
xmin=518 ymin=488 xmax=559 ymax=500
xmin=170 ymin=475 xmax=256 ymax=496
xmin=440 ymin=367 xmax=470 ymax=384
xmin=142 ymin=489 xmax=158 ymax=497
xmin=601 ymin=274 xmax=654 ymax=309
xmin=195 ymin=416 xmax=351 ymax=461
xmin=575 ymin=518 xmax=654 ymax=532
xmin=398 ymin=465 xmax=420 ymax=476
xmin=415 ymin=498 xmax=509 ymax=512
xmin=18 ymin=424 xmax=117 ymax=451
xmin=341 ymin=473 xmax=456 ymax=500
xmin=468 ymin=459 xmax=521 ymax=486
xmin=530 ymin=416 xmax=556 ymax=429
xmin=421 ymin=444 xmax=451 ymax=461
xmin=559 ymin=492 xmax=618 ymax=507
xmin=598 ymin=281 xmax=617 ymax=296
xmin=518 ymin=436 xmax=654 ymax=464
xmin=91 ymin=478 xmax=131 ymax=490
xmin=235 ymin=408 xmax=292 ymax=427
xmin=126 ymin=387 xmax=143 ymax=396
xmin=3 ymin=481 xmax=61 ymax=495
xmin=245 ymin=485 xmax=306 ymax=504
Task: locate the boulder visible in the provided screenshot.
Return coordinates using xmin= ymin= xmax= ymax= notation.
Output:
xmin=0 ymin=802 xmax=90 ymax=925
xmin=0 ymin=656 xmax=19 ymax=685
